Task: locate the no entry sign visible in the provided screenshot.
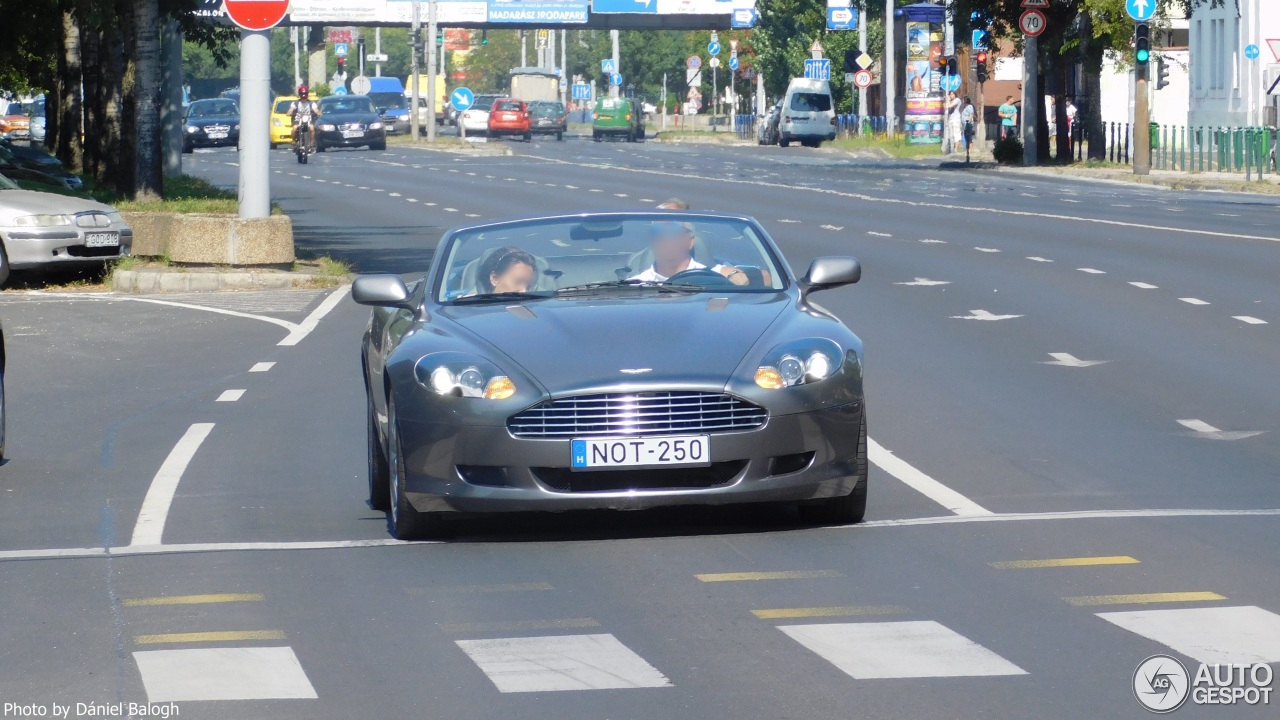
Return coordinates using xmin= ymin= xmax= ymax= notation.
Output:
xmin=223 ymin=0 xmax=290 ymax=31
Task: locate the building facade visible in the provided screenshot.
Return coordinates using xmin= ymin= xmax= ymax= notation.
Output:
xmin=1187 ymin=0 xmax=1279 ymax=127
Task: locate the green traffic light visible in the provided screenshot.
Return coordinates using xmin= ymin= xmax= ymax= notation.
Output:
xmin=1136 ymin=49 xmax=1149 ymax=62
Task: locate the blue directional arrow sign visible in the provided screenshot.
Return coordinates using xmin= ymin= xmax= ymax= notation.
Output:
xmin=941 ymin=74 xmax=961 ymax=92
xmin=708 ymin=41 xmax=721 ymax=56
xmin=728 ymin=56 xmax=739 ymax=71
xmin=572 ymin=83 xmax=591 ymax=100
xmin=803 ymin=58 xmax=831 ymax=81
xmin=601 ymin=59 xmax=616 ymax=74
xmin=827 ymin=6 xmax=856 ymax=31
xmin=1245 ymin=44 xmax=1260 ymax=60
xmin=334 ymin=43 xmax=348 ymax=57
xmin=1125 ymin=0 xmax=1155 ymax=22
xmin=731 ymin=7 xmax=757 ymax=28
xmin=610 ymin=72 xmax=624 ymax=86
xmin=450 ymin=87 xmax=474 ymax=112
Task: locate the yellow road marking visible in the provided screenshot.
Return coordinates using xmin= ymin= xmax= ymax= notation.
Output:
xmin=437 ymin=618 xmax=600 ymax=634
xmin=407 ymin=582 xmax=554 ymax=595
xmin=122 ymin=593 xmax=265 ymax=607
xmin=991 ymin=556 xmax=1140 ymax=569
xmin=1064 ymin=591 xmax=1226 ymax=607
xmin=133 ymin=630 xmax=286 ymax=645
xmin=695 ymin=570 xmax=842 ymax=583
xmin=752 ymin=605 xmax=909 ymax=620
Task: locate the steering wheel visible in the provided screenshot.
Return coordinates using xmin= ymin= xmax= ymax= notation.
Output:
xmin=666 ymin=268 xmax=735 ymax=287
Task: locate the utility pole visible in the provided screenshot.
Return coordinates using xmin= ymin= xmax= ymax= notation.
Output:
xmin=1022 ymin=33 xmax=1038 ymax=165
xmin=410 ymin=0 xmax=421 ymax=143
xmin=560 ymin=29 xmax=567 ymax=105
xmin=426 ymin=0 xmax=437 ymax=143
xmin=291 ymin=26 xmax=301 ymax=87
xmin=610 ymin=29 xmax=620 ymax=98
xmin=883 ymin=0 xmax=895 ymax=131
xmin=521 ymin=30 xmax=527 ymax=67
xmin=858 ymin=1 xmax=867 ymax=132
xmin=375 ymin=28 xmax=382 ymax=77
xmin=238 ymin=28 xmax=271 ymax=219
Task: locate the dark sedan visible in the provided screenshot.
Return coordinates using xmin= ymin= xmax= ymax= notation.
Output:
xmin=316 ymin=95 xmax=387 ymax=152
xmin=529 ymin=100 xmax=568 ymax=141
xmin=0 ymin=139 xmax=82 ymax=190
xmin=353 ymin=211 xmax=866 ymax=539
xmin=182 ymin=99 xmax=239 ymax=152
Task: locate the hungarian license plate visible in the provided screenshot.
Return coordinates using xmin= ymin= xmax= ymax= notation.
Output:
xmin=84 ymin=232 xmax=119 ymax=248
xmin=571 ymin=435 xmax=710 ymax=470
xmin=342 ymin=129 xmax=364 ymax=139
xmin=503 ymin=113 xmax=517 ymax=120
xmin=206 ymin=131 xmax=228 ymax=139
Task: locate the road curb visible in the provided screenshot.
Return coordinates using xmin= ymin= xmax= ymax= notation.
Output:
xmin=112 ymin=268 xmax=345 ymax=293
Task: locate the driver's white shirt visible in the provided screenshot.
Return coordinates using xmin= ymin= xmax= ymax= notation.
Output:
xmin=630 ymin=260 xmax=726 ymax=282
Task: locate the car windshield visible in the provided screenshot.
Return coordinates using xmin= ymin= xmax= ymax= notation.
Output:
xmin=790 ymin=92 xmax=832 ymax=112
xmin=0 ymin=172 xmax=17 ymax=190
xmin=369 ymin=92 xmax=407 ymax=110
xmin=189 ymin=100 xmax=238 ymax=117
xmin=495 ymin=101 xmax=523 ymax=111
xmin=530 ymin=102 xmax=564 ymax=116
xmin=435 ymin=214 xmax=786 ymax=303
xmin=595 ymin=98 xmax=630 ymax=113
xmin=320 ymin=97 xmax=375 ymax=114
xmin=274 ymin=100 xmax=296 ymax=113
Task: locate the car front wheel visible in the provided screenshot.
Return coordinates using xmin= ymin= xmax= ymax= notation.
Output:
xmin=386 ymin=394 xmax=448 ymax=539
xmin=367 ymin=391 xmax=390 ymax=511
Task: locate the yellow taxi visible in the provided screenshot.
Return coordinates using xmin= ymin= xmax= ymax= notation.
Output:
xmin=270 ymin=95 xmax=298 ymax=148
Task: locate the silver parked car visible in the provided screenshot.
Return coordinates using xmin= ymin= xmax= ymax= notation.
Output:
xmin=0 ymin=174 xmax=133 ymax=286
xmin=354 ymin=211 xmax=866 ymax=539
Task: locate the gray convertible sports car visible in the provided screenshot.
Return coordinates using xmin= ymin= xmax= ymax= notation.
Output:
xmin=354 ymin=211 xmax=866 ymax=539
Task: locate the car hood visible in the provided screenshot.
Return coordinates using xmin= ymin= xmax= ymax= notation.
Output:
xmin=186 ymin=115 xmax=238 ymax=126
xmin=0 ymin=188 xmax=113 ymax=216
xmin=320 ymin=112 xmax=380 ymax=124
xmin=438 ymin=294 xmax=789 ymax=395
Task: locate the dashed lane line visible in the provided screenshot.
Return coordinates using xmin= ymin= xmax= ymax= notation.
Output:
xmin=1128 ymin=282 xmax=1159 ymax=289
xmin=1179 ymin=297 xmax=1209 ymax=305
xmin=129 ymin=424 xmax=216 ymax=547
xmin=1078 ymin=268 xmax=1106 ymax=274
xmin=1234 ymin=316 xmax=1267 ymax=325
xmin=216 ymin=389 xmax=245 ymax=402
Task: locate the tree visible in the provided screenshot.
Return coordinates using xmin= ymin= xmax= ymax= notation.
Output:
xmin=134 ymin=0 xmax=163 ymax=199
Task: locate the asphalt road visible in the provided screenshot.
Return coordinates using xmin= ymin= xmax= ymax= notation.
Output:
xmin=1 ymin=136 xmax=1277 ymax=719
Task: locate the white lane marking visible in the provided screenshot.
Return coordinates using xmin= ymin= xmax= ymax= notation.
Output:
xmin=1097 ymin=606 xmax=1280 ymax=665
xmin=778 ymin=219 xmax=801 ymax=224
xmin=820 ymin=224 xmax=845 ymax=231
xmin=639 ymin=198 xmax=655 ymax=203
xmin=780 ymin=622 xmax=1027 ymax=679
xmin=1128 ymin=282 xmax=1158 ymax=289
xmin=425 ymin=202 xmax=437 ymax=206
xmin=1176 ymin=419 xmax=1265 ymax=441
xmin=216 ymin=389 xmax=245 ymax=402
xmin=1062 ymin=198 xmax=1082 ymax=203
xmin=368 ymin=159 xmax=407 ymax=167
xmin=407 ymin=198 xmax=418 ymax=203
xmin=277 ymin=285 xmax=350 ymax=347
xmin=1026 ymin=256 xmax=1053 ymax=262
xmin=867 ymin=231 xmax=892 ymax=237
xmin=344 ymin=184 xmax=354 ymax=188
xmin=373 ymin=188 xmax=385 ymax=192
xmin=455 ymin=634 xmax=672 ymax=693
xmin=111 ymin=297 xmax=298 ymax=332
xmin=467 ymin=172 xmax=477 ymax=176
xmin=1041 ymin=353 xmax=1108 ymax=368
xmin=564 ymin=184 xmax=578 ymax=189
xmin=444 ymin=207 xmax=458 ymax=212
xmin=895 ymin=278 xmax=950 ymax=286
xmin=134 ymin=647 xmax=318 ymax=701
xmin=1179 ymin=297 xmax=1209 ymax=305
xmin=867 ymin=438 xmax=991 ymax=516
xmin=1234 ymin=316 xmax=1268 ymax=325
xmin=1078 ymin=268 xmax=1106 ymax=274
xmin=1112 ymin=203 xmax=1132 ymax=208
xmin=466 ymin=213 xmax=480 ymax=218
xmin=521 ymin=154 xmax=1280 ymax=243
xmin=389 ymin=192 xmax=402 ymax=197
xmin=974 ymin=247 xmax=1001 ymax=253
xmin=614 ymin=193 xmax=628 ymax=197
xmin=130 ymin=424 xmax=216 ymax=546
xmin=357 ymin=186 xmax=368 ymax=190
xmin=951 ymin=309 xmax=1023 ymax=321
xmin=919 ymin=239 xmax=947 ymax=244
xmin=544 ymin=183 xmax=558 ymax=187
xmin=1215 ymin=213 xmax=1240 ymax=217
xmin=588 ymin=188 xmax=602 ymax=193
xmin=249 ymin=362 xmax=275 ymax=372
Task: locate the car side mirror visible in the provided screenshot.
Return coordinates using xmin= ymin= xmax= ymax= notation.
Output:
xmin=352 ymin=274 xmax=415 ymax=309
xmin=800 ymin=257 xmax=860 ymax=297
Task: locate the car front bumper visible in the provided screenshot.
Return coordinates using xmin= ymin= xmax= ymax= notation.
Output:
xmin=395 ymin=401 xmax=864 ymax=514
xmin=3 ymin=225 xmax=133 ymax=270
xmin=317 ymin=127 xmax=386 ymax=147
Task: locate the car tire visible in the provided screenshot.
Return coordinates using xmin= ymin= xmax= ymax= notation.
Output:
xmin=386 ymin=393 xmax=448 ymax=540
xmin=371 ymin=140 xmax=387 ymax=150
xmin=367 ymin=391 xmax=390 ymax=511
xmin=779 ymin=137 xmax=790 ymax=148
xmin=799 ymin=410 xmax=868 ymax=525
xmin=181 ymin=142 xmax=193 ymax=154
xmin=270 ymin=142 xmax=277 ymax=150
xmin=556 ymin=131 xmax=563 ymax=141
xmin=0 ymin=244 xmax=9 ymax=288
xmin=316 ymin=143 xmax=326 ymax=152
xmin=523 ymin=132 xmax=532 ymax=142
xmin=593 ymin=132 xmax=601 ymax=142
xmin=0 ymin=361 xmax=6 ymax=463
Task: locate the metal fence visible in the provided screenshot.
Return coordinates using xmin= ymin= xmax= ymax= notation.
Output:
xmin=1081 ymin=122 xmax=1278 ymax=177
xmin=732 ymin=113 xmax=895 ymax=142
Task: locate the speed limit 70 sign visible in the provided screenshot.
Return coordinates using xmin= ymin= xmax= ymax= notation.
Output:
xmin=1019 ymin=9 xmax=1046 ymax=37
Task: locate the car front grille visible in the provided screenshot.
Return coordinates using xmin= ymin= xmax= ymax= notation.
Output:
xmin=340 ymin=122 xmax=365 ymax=131
xmin=508 ymin=391 xmax=767 ymax=439
xmin=205 ymin=124 xmax=230 ymax=133
xmin=532 ymin=461 xmax=746 ymax=493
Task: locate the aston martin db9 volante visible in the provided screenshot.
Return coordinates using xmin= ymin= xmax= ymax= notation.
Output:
xmin=354 ymin=211 xmax=866 ymax=539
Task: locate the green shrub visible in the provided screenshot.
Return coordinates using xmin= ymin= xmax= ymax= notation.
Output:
xmin=993 ymin=136 xmax=1024 ymax=165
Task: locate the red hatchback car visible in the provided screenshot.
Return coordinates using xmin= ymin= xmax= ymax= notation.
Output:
xmin=486 ymin=98 xmax=532 ymax=141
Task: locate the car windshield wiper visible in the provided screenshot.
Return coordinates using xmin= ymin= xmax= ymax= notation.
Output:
xmin=451 ymin=291 xmax=552 ymax=305
xmin=554 ymin=280 xmax=706 ymax=296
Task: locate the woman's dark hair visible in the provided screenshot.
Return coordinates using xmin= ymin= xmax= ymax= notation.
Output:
xmin=478 ymin=246 xmax=537 ymax=292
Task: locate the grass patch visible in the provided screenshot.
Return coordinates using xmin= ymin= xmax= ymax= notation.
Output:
xmin=293 ymin=256 xmax=354 ymax=286
xmin=828 ymin=134 xmax=946 ymax=159
xmin=82 ymin=175 xmax=282 ymax=215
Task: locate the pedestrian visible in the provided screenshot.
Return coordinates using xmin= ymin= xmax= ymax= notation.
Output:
xmin=1065 ymin=98 xmax=1078 ymax=136
xmin=961 ymin=98 xmax=975 ymax=150
xmin=998 ymin=96 xmax=1018 ymax=140
xmin=946 ymin=91 xmax=963 ymax=153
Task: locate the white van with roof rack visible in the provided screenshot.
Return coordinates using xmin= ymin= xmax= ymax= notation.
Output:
xmin=777 ymin=78 xmax=836 ymax=148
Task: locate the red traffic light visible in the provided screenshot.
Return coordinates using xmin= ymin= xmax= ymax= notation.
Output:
xmin=975 ymin=51 xmax=988 ymax=64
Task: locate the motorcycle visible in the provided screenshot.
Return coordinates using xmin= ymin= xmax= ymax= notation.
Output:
xmin=294 ymin=123 xmax=313 ymax=164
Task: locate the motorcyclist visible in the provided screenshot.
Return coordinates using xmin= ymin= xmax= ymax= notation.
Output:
xmin=289 ymin=86 xmax=320 ymax=151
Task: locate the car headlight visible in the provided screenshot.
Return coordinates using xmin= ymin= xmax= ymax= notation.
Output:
xmin=12 ymin=214 xmax=72 ymax=227
xmin=755 ymin=339 xmax=842 ymax=390
xmin=186 ymin=125 xmax=200 ymax=134
xmin=414 ymin=353 xmax=517 ymax=400
xmin=233 ymin=124 xmax=240 ymax=130
xmin=369 ymin=122 xmax=384 ymax=130
xmin=272 ymin=117 xmax=282 ymax=127
xmin=319 ymin=123 xmax=336 ymax=131
xmin=103 ymin=210 xmax=122 ymax=224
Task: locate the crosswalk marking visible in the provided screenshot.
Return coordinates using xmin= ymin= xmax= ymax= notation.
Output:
xmin=1064 ymin=591 xmax=1225 ymax=607
xmin=133 ymin=646 xmax=318 ymax=701
xmin=1097 ymin=606 xmax=1280 ymax=665
xmin=780 ymin=621 xmax=1028 ymax=679
xmin=455 ymin=633 xmax=672 ymax=693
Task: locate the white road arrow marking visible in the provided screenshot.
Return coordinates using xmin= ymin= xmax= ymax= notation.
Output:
xmin=952 ymin=310 xmax=1024 ymax=321
xmin=820 ymin=224 xmax=845 ymax=231
xmin=1177 ymin=419 xmax=1265 ymax=441
xmin=1041 ymin=353 xmax=1108 ymax=368
xmin=896 ymin=278 xmax=951 ymax=286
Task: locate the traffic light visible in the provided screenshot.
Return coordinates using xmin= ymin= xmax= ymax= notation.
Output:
xmin=1135 ymin=22 xmax=1150 ymax=64
xmin=1156 ymin=56 xmax=1170 ymax=89
xmin=843 ymin=49 xmax=856 ymax=73
xmin=975 ymin=50 xmax=988 ymax=83
xmin=336 ymin=56 xmax=345 ymax=75
xmin=480 ymin=29 xmax=488 ymax=45
xmin=946 ymin=56 xmax=958 ymax=76
xmin=437 ymin=29 xmax=444 ymax=46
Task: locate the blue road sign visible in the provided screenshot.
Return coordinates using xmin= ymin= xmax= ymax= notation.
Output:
xmin=334 ymin=43 xmax=348 ymax=57
xmin=1245 ymin=44 xmax=1261 ymax=60
xmin=941 ymin=74 xmax=961 ymax=92
xmin=972 ymin=29 xmax=989 ymax=50
xmin=826 ymin=6 xmax=856 ymax=31
xmin=601 ymin=59 xmax=616 ymax=74
xmin=1125 ymin=0 xmax=1154 ymax=22
xmin=728 ymin=56 xmax=739 ymax=71
xmin=450 ymin=87 xmax=474 ymax=112
xmin=731 ymin=7 xmax=757 ymax=28
xmin=688 ymin=55 xmax=701 ymax=70
xmin=708 ymin=41 xmax=721 ymax=56
xmin=803 ymin=58 xmax=831 ymax=81
xmin=333 ymin=86 xmax=348 ymax=95
xmin=572 ymin=83 xmax=591 ymax=100
xmin=609 ymin=72 xmax=623 ymax=86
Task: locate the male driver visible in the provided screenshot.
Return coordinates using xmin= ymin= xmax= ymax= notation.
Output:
xmin=288 ymin=85 xmax=320 ymax=150
xmin=630 ymin=219 xmax=750 ymax=286
xmin=998 ymin=96 xmax=1018 ymax=139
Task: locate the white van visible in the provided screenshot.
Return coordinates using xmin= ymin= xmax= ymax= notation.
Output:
xmin=778 ymin=78 xmax=836 ymax=148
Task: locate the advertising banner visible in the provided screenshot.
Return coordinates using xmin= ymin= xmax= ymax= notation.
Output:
xmin=487 ymin=0 xmax=589 ymax=23
xmin=592 ymin=0 xmax=658 ymax=12
xmin=289 ymin=0 xmax=488 ymax=24
xmin=657 ymin=0 xmax=736 ymax=14
xmin=904 ymin=21 xmax=944 ymax=144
